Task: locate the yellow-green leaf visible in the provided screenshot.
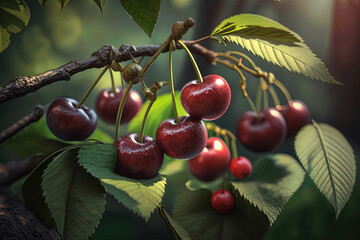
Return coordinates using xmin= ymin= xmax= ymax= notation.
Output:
xmin=294 ymin=121 xmax=356 ymax=218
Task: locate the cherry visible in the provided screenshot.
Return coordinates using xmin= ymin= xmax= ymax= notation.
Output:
xmin=229 ymin=156 xmax=252 ymax=179
xmin=155 ymin=116 xmax=207 ymax=160
xmin=210 ymin=189 xmax=235 ymax=213
xmin=277 ymin=100 xmax=311 ymax=138
xmin=180 ymin=74 xmax=231 ymax=120
xmin=188 ymin=137 xmax=230 ymax=182
xmin=237 ymin=108 xmax=286 ymax=152
xmin=95 ymin=87 xmax=142 ymax=124
xmin=114 ymin=133 xmax=164 ymax=179
xmin=46 ymin=97 xmax=97 ymax=141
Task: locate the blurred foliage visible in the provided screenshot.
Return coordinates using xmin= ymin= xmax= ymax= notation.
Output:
xmin=0 ymin=0 xmax=359 ymax=239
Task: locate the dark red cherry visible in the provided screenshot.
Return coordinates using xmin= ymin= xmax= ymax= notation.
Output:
xmin=210 ymin=189 xmax=235 ymax=213
xmin=155 ymin=116 xmax=207 ymax=160
xmin=277 ymin=100 xmax=311 ymax=138
xmin=114 ymin=133 xmax=164 ymax=179
xmin=46 ymin=97 xmax=97 ymax=141
xmin=237 ymin=108 xmax=286 ymax=152
xmin=229 ymin=156 xmax=252 ymax=179
xmin=180 ymin=74 xmax=231 ymax=120
xmin=95 ymin=87 xmax=142 ymax=124
xmin=188 ymin=137 xmax=230 ymax=181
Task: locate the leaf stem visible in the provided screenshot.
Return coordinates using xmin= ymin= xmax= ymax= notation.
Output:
xmin=77 ymin=65 xmax=109 ymax=108
xmin=178 ymin=40 xmax=203 ymax=83
xmin=114 ymin=81 xmax=133 ymax=140
xmin=187 ymin=35 xmax=212 ymax=46
xmin=169 ymin=42 xmax=180 ymax=123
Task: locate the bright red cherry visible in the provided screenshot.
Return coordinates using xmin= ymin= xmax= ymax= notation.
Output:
xmin=155 ymin=116 xmax=207 ymax=160
xmin=230 ymin=156 xmax=252 ymax=179
xmin=277 ymin=100 xmax=311 ymax=138
xmin=95 ymin=88 xmax=142 ymax=124
xmin=210 ymin=189 xmax=235 ymax=213
xmin=180 ymin=74 xmax=231 ymax=120
xmin=188 ymin=137 xmax=230 ymax=182
xmin=46 ymin=97 xmax=97 ymax=141
xmin=114 ymin=133 xmax=164 ymax=179
xmin=237 ymin=108 xmax=286 ymax=152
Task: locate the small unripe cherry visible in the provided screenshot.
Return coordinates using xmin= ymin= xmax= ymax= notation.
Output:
xmin=230 ymin=156 xmax=252 ymax=179
xmin=123 ymin=63 xmax=142 ymax=84
xmin=210 ymin=189 xmax=235 ymax=213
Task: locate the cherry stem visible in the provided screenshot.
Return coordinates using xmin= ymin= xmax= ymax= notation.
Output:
xmin=178 ymin=40 xmax=203 ymax=83
xmin=138 ymin=99 xmax=155 ymax=143
xmin=114 ymin=81 xmax=133 ymax=140
xmin=273 ymin=79 xmax=292 ymax=102
xmin=109 ymin=67 xmax=116 ymax=93
xmin=187 ymin=35 xmax=212 ymax=46
xmin=247 ymin=96 xmax=258 ymax=114
xmin=213 ymin=58 xmax=248 ymax=97
xmin=115 ymin=62 xmax=125 ymax=89
xmin=263 ymin=87 xmax=269 ymax=109
xmin=169 ymin=42 xmax=180 ymax=123
xmin=77 ymin=65 xmax=109 ymax=108
xmin=267 ymin=84 xmax=280 ymax=107
xmin=206 ymin=122 xmax=238 ymax=159
xmin=255 ymin=82 xmax=263 ymax=112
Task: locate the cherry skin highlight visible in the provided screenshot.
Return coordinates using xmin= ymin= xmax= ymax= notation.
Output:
xmin=210 ymin=189 xmax=235 ymax=213
xmin=46 ymin=97 xmax=97 ymax=141
xmin=277 ymin=100 xmax=311 ymax=138
xmin=237 ymin=108 xmax=286 ymax=152
xmin=180 ymin=74 xmax=231 ymax=120
xmin=230 ymin=156 xmax=252 ymax=179
xmin=155 ymin=116 xmax=207 ymax=160
xmin=95 ymin=87 xmax=142 ymax=124
xmin=114 ymin=133 xmax=164 ymax=179
xmin=188 ymin=137 xmax=231 ymax=182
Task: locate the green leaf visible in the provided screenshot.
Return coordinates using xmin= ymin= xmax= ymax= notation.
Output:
xmin=211 ymin=14 xmax=303 ymax=43
xmin=0 ymin=26 xmax=10 ymax=52
xmin=128 ymin=91 xmax=187 ymax=140
xmin=22 ymin=155 xmax=53 ymax=227
xmin=294 ymin=121 xmax=356 ymax=218
xmin=4 ymin=117 xmax=69 ymax=157
xmin=211 ymin=14 xmax=339 ymax=84
xmin=42 ymin=149 xmax=106 ymax=240
xmin=173 ymin=188 xmax=270 ymax=240
xmin=159 ymin=204 xmax=192 ymax=240
xmin=78 ymin=143 xmax=167 ymax=222
xmin=4 ymin=116 xmax=112 ymax=157
xmin=185 ymin=178 xmax=222 ymax=193
xmin=118 ymin=0 xmax=161 ymax=37
xmin=0 ymin=0 xmax=30 ymax=34
xmin=92 ymin=0 xmax=105 ymax=12
xmin=0 ymin=0 xmax=30 ymax=52
xmin=230 ymin=154 xmax=305 ymax=225
xmin=37 ymin=0 xmax=47 ymax=7
xmin=56 ymin=0 xmax=70 ymax=8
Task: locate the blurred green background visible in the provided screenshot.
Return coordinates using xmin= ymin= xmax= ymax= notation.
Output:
xmin=1 ymin=0 xmax=359 ymax=239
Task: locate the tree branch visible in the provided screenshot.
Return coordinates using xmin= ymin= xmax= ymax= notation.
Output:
xmin=0 ymin=105 xmax=45 ymax=144
xmin=0 ymin=156 xmax=43 ymax=188
xmin=0 ymin=43 xmax=215 ymax=104
xmin=0 ymin=189 xmax=61 ymax=240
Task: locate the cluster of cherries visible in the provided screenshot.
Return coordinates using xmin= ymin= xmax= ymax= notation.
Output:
xmin=45 ymin=60 xmax=311 ymax=214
